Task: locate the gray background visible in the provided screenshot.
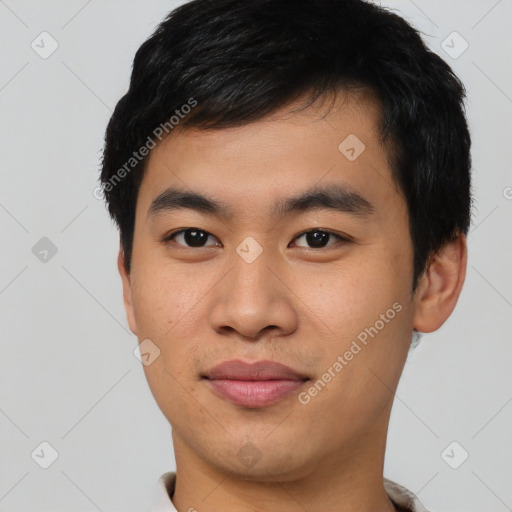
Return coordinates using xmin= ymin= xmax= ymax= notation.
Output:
xmin=1 ymin=1 xmax=511 ymax=511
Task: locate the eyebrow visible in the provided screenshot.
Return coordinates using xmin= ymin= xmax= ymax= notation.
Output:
xmin=147 ymin=184 xmax=374 ymax=220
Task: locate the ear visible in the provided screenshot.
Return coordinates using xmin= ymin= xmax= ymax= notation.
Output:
xmin=117 ymin=247 xmax=138 ymax=336
xmin=412 ymin=234 xmax=467 ymax=333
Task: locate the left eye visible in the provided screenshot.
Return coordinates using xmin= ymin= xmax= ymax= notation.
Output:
xmin=291 ymin=230 xmax=344 ymax=249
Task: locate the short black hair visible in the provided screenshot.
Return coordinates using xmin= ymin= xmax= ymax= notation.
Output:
xmin=100 ymin=0 xmax=472 ymax=290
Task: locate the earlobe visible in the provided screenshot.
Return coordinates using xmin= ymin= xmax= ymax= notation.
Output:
xmin=117 ymin=247 xmax=138 ymax=336
xmin=413 ymin=234 xmax=468 ymax=333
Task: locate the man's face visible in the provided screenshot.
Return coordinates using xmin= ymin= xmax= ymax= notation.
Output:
xmin=122 ymin=92 xmax=418 ymax=479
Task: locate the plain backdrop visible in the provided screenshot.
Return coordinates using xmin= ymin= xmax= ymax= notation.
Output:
xmin=1 ymin=1 xmax=511 ymax=511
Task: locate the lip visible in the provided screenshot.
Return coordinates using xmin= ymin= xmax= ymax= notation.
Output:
xmin=202 ymin=359 xmax=310 ymax=408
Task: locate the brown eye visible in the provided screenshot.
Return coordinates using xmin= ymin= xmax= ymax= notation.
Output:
xmin=292 ymin=230 xmax=344 ymax=249
xmin=165 ymin=228 xmax=220 ymax=248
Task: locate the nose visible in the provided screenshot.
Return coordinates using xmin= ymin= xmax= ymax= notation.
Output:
xmin=208 ymin=248 xmax=299 ymax=341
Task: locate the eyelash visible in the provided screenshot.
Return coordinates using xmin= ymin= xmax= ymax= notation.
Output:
xmin=162 ymin=228 xmax=349 ymax=250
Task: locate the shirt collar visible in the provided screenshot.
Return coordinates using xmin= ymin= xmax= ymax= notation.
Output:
xmin=152 ymin=472 xmax=177 ymax=512
xmin=152 ymin=472 xmax=430 ymax=512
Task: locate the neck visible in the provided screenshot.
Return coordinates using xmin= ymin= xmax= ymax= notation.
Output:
xmin=170 ymin=405 xmax=399 ymax=512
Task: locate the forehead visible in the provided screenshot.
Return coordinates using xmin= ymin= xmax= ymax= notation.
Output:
xmin=137 ymin=91 xmax=401 ymax=219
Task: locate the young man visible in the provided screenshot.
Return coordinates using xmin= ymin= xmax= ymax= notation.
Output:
xmin=100 ymin=0 xmax=471 ymax=510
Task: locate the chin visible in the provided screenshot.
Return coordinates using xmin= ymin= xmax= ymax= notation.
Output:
xmin=201 ymin=436 xmax=316 ymax=482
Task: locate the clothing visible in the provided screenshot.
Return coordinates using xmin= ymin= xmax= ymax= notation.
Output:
xmin=152 ymin=471 xmax=430 ymax=512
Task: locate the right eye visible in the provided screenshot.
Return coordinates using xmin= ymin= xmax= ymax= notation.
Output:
xmin=163 ymin=228 xmax=221 ymax=248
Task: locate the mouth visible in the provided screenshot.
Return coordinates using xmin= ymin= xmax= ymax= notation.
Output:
xmin=201 ymin=359 xmax=310 ymax=408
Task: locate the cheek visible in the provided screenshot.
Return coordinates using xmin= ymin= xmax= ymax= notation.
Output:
xmin=294 ymin=251 xmax=413 ymax=408
xmin=132 ymin=264 xmax=207 ymax=417
xmin=130 ymin=262 xmax=208 ymax=387
xmin=295 ymin=252 xmax=407 ymax=341
xmin=141 ymin=353 xmax=205 ymax=433
xmin=130 ymin=259 xmax=209 ymax=339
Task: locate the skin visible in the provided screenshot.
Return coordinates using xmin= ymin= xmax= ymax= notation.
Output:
xmin=118 ymin=91 xmax=467 ymax=512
